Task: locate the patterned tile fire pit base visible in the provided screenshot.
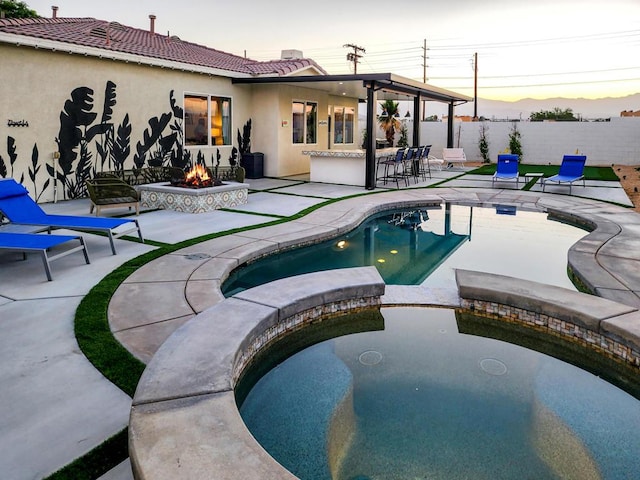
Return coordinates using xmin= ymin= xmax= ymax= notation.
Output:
xmin=139 ymin=182 xmax=249 ymax=213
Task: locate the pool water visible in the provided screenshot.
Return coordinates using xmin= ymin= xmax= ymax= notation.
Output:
xmin=222 ymin=204 xmax=587 ymax=296
xmin=239 ymin=307 xmax=640 ymax=480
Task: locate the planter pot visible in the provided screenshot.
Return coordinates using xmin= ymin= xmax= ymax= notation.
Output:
xmin=241 ymin=152 xmax=264 ymax=179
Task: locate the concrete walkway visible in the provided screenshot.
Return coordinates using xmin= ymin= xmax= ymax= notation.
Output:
xmin=0 ymin=169 xmax=638 ymax=479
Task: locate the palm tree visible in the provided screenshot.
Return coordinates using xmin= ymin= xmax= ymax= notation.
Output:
xmin=378 ymin=100 xmax=402 ymax=147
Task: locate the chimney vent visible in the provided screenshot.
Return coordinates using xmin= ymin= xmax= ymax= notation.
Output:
xmin=52 ymin=6 xmax=58 ymax=18
xmin=149 ymin=14 xmax=156 ymax=34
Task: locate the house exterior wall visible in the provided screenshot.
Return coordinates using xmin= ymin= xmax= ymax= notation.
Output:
xmin=1 ymin=42 xmax=365 ymax=196
xmin=250 ymin=86 xmax=359 ymax=177
xmin=0 ymin=43 xmax=253 ymax=202
xmin=420 ymin=118 xmax=640 ymax=165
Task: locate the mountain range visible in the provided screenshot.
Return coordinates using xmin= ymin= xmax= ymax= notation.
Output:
xmin=427 ymin=93 xmax=640 ymax=120
xmin=456 ymin=93 xmax=640 ymax=120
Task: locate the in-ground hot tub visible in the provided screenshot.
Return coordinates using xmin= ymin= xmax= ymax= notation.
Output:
xmin=139 ymin=182 xmax=249 ymax=213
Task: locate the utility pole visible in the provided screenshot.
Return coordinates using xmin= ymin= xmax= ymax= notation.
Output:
xmin=473 ymin=52 xmax=478 ymax=121
xmin=343 ymin=43 xmax=365 ymax=74
xmin=422 ymin=38 xmax=428 ymax=120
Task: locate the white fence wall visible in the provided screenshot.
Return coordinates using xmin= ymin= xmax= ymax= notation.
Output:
xmin=420 ymin=117 xmax=640 ymax=165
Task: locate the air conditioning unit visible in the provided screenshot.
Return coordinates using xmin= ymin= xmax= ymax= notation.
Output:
xmin=281 ymin=49 xmax=303 ymax=60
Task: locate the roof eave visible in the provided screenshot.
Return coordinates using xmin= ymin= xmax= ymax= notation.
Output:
xmin=233 ymin=73 xmax=472 ymax=104
xmin=0 ymin=32 xmax=254 ymax=78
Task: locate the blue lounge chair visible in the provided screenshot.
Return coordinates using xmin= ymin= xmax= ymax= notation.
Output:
xmin=492 ymin=154 xmax=520 ymax=187
xmin=0 ymin=232 xmax=90 ymax=281
xmin=542 ymin=155 xmax=587 ymax=194
xmin=0 ymin=179 xmax=143 ymax=254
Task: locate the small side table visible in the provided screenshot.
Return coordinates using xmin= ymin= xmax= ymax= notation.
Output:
xmin=524 ymin=173 xmax=544 ymax=185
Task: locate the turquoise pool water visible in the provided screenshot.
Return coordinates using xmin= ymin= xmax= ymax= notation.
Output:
xmin=240 ymin=307 xmax=640 ymax=480
xmin=222 ymin=204 xmax=587 ymax=296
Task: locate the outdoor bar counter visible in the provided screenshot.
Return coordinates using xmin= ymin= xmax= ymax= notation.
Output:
xmin=304 ymin=148 xmax=397 ymax=186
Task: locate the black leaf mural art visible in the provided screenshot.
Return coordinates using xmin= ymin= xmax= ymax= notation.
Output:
xmin=101 ymin=81 xmax=117 ymax=123
xmin=168 ymin=90 xmax=189 ymax=169
xmin=54 ymin=85 xmax=116 ymax=198
xmin=170 ymin=89 xmax=184 ymax=120
xmin=28 ymin=143 xmax=49 ymax=201
xmin=11 ymin=84 xmax=191 ymax=201
xmin=7 ymin=136 xmax=18 ymax=177
xmin=55 ymin=87 xmax=95 ymax=198
xmin=133 ymin=113 xmax=171 ymax=168
xmin=112 ymin=114 xmax=131 ymax=173
xmin=97 ymin=81 xmax=117 ymax=171
xmin=0 ymin=154 xmax=6 ymax=178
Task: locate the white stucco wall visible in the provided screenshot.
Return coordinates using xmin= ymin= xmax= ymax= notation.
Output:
xmin=420 ymin=118 xmax=640 ymax=165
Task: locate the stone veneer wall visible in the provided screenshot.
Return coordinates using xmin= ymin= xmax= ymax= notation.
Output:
xmin=232 ymin=297 xmax=381 ymax=386
xmin=460 ymin=298 xmax=640 ymax=369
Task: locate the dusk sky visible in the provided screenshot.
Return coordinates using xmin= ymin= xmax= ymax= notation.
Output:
xmin=25 ymin=0 xmax=640 ymax=101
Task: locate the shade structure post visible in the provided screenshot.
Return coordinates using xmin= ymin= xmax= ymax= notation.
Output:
xmin=365 ymin=83 xmax=378 ymax=190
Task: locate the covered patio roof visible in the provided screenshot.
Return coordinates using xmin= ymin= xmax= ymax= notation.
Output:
xmin=233 ymin=73 xmax=472 ymax=189
xmin=233 ymin=73 xmax=471 ymax=104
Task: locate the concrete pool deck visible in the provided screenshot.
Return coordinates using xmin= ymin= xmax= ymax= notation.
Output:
xmin=1 ymin=170 xmax=640 ymax=479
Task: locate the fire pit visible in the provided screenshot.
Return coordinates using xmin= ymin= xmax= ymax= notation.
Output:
xmin=171 ymin=164 xmax=221 ymax=189
xmin=139 ymin=165 xmax=249 ymax=213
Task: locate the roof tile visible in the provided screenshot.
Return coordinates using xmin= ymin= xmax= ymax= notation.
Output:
xmin=0 ymin=17 xmax=327 ymax=76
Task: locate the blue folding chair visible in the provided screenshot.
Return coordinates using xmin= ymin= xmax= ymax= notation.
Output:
xmin=0 ymin=179 xmax=143 ymax=254
xmin=542 ymin=155 xmax=587 ymax=194
xmin=0 ymin=232 xmax=90 ymax=281
xmin=492 ymin=154 xmax=520 ymax=188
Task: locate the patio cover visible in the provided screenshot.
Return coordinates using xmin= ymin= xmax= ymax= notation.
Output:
xmin=233 ymin=73 xmax=472 ymax=189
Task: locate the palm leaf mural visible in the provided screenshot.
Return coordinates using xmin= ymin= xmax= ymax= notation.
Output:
xmin=56 ymin=87 xmax=96 ymax=178
xmin=95 ymin=81 xmax=117 ymax=171
xmin=54 ymin=84 xmax=120 ymax=198
xmin=27 ymin=144 xmax=50 ymax=201
xmin=0 ymin=154 xmax=6 ymax=178
xmin=101 ymin=81 xmax=117 ymax=123
xmin=68 ymin=143 xmax=92 ymax=198
xmin=112 ymin=114 xmax=131 ymax=173
xmin=7 ymin=136 xmax=17 ymax=177
xmin=169 ymin=90 xmax=184 ymax=119
xmin=134 ymin=113 xmax=171 ymax=168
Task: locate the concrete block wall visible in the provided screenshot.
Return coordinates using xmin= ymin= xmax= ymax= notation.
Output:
xmin=421 ymin=117 xmax=640 ymax=165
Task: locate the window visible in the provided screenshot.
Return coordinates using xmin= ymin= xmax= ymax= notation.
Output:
xmin=184 ymin=94 xmax=232 ymax=147
xmin=333 ymin=106 xmax=355 ymax=144
xmin=292 ymin=101 xmax=317 ymax=144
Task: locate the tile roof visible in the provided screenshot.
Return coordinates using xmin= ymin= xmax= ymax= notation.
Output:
xmin=0 ymin=17 xmax=327 ymax=76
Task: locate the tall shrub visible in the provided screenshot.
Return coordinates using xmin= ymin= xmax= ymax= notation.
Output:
xmin=508 ymin=122 xmax=523 ymax=160
xmin=478 ymin=122 xmax=490 ymax=163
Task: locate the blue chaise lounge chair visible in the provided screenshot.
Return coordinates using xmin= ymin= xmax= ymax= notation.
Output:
xmin=492 ymin=154 xmax=520 ymax=187
xmin=542 ymin=155 xmax=587 ymax=194
xmin=0 ymin=232 xmax=90 ymax=281
xmin=0 ymin=179 xmax=143 ymax=254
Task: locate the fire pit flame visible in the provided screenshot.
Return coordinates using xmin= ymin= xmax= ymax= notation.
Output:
xmin=183 ymin=164 xmax=213 ymax=188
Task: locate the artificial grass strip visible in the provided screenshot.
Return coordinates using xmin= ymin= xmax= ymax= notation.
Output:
xmin=469 ymin=163 xmax=618 ymax=181
xmin=43 ymin=428 xmax=129 ymax=480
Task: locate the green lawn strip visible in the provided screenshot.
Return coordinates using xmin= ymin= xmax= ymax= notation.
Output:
xmin=44 ymin=428 xmax=129 ymax=480
xmin=469 ymin=164 xmax=618 ymax=181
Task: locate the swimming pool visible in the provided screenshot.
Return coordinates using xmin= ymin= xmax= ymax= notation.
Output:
xmin=240 ymin=307 xmax=640 ymax=480
xmin=222 ymin=203 xmax=587 ymax=296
